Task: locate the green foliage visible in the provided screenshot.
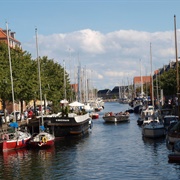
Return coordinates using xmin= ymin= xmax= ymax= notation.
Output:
xmin=158 ymin=69 xmax=176 ymax=96
xmin=0 ymin=42 xmax=72 ymax=112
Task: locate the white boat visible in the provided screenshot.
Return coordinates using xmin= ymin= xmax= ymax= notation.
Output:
xmin=142 ymin=116 xmax=165 ymax=138
xmin=29 ymin=131 xmax=55 ymax=147
xmin=29 ymin=28 xmax=55 ymax=148
xmin=84 ymin=102 xmax=94 ymax=113
xmin=137 ymin=105 xmax=155 ymax=125
xmin=102 ymin=112 xmax=129 ymax=123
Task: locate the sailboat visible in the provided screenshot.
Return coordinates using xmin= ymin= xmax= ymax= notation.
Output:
xmin=167 ymin=15 xmax=180 ymax=144
xmin=29 ymin=28 xmax=55 ymax=148
xmin=133 ymin=59 xmax=144 ymax=113
xmin=142 ymin=43 xmax=165 ymax=138
xmin=0 ymin=22 xmax=31 ymax=151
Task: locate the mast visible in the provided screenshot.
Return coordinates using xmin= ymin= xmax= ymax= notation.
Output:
xmin=35 ymin=28 xmax=44 ymax=129
xmin=63 ymin=59 xmax=67 ymax=100
xmin=6 ymin=22 xmax=16 ymax=120
xmin=174 ymin=15 xmax=180 ymax=119
xmin=150 ymin=43 xmax=154 ymax=107
xmin=155 ymin=71 xmax=159 ymax=108
xmin=77 ymin=59 xmax=81 ymax=102
xmin=140 ymin=59 xmax=143 ymax=96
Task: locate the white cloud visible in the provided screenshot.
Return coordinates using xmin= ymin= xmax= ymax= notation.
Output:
xmin=22 ymin=28 xmax=179 ymax=90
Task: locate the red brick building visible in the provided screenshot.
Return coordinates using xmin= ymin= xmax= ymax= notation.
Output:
xmin=0 ymin=28 xmax=21 ymax=48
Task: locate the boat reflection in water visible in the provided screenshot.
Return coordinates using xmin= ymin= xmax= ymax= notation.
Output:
xmin=0 ymin=146 xmax=55 ymax=179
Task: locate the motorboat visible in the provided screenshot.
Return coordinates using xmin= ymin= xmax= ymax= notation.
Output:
xmin=102 ymin=111 xmax=129 ymax=123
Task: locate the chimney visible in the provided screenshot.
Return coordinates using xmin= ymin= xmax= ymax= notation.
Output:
xmin=10 ymin=32 xmax=15 ymax=38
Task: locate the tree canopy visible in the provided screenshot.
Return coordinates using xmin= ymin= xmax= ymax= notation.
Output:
xmin=0 ymin=42 xmax=72 ymax=113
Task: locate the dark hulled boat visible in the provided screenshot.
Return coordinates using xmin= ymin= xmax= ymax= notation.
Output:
xmin=27 ymin=112 xmax=91 ymax=138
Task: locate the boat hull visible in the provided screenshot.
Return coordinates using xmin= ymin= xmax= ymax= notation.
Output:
xmin=0 ymin=137 xmax=30 ymax=152
xmin=142 ymin=127 xmax=165 ymax=138
xmin=29 ymin=140 xmax=54 ymax=148
xmin=90 ymin=113 xmax=99 ymax=119
xmin=29 ymin=132 xmax=55 ymax=148
xmin=28 ymin=113 xmax=91 ymax=138
xmin=168 ymin=153 xmax=180 ymax=163
xmin=103 ymin=115 xmax=129 ymax=123
xmin=167 ymin=132 xmax=180 ymax=144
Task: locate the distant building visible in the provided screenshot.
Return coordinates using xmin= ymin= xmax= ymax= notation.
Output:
xmin=71 ymin=84 xmax=78 ymax=93
xmin=97 ymin=89 xmax=111 ymax=99
xmin=0 ymin=28 xmax=21 ymax=49
xmin=0 ymin=27 xmax=22 ymax=112
xmin=133 ymin=76 xmax=151 ymax=90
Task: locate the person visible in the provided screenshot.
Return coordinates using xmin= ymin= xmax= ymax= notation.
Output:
xmin=28 ymin=109 xmax=33 ymax=118
xmin=24 ymin=110 xmax=28 ymax=120
xmin=0 ymin=115 xmax=2 ymax=127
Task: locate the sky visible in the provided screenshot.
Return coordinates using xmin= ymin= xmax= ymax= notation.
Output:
xmin=1 ymin=0 xmax=180 ymax=90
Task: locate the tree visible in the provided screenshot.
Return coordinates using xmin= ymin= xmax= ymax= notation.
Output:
xmin=0 ymin=42 xmax=72 ymax=114
xmin=158 ymin=69 xmax=176 ymax=97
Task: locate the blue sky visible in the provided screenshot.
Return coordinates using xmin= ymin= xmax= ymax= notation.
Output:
xmin=1 ymin=0 xmax=180 ymax=90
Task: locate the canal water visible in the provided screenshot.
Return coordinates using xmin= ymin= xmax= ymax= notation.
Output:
xmin=0 ymin=102 xmax=180 ymax=180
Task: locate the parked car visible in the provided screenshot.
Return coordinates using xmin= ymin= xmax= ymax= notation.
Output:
xmin=9 ymin=111 xmax=21 ymax=121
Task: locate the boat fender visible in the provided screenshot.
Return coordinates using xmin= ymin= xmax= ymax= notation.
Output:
xmin=5 ymin=134 xmax=9 ymax=140
xmin=2 ymin=134 xmax=9 ymax=140
xmin=1 ymin=134 xmax=5 ymax=140
xmin=42 ymin=137 xmax=47 ymax=143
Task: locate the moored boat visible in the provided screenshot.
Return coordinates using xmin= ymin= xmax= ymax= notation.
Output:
xmin=142 ymin=117 xmax=166 ymax=138
xmin=90 ymin=112 xmax=99 ymax=119
xmin=28 ymin=28 xmax=55 ymax=148
xmin=168 ymin=140 xmax=180 ymax=163
xmin=45 ymin=112 xmax=91 ymax=137
xmin=27 ymin=102 xmax=92 ymax=138
xmin=0 ymin=124 xmax=31 ymax=152
xmin=163 ymin=115 xmax=178 ymax=129
xmin=166 ymin=121 xmax=180 ymax=144
xmin=29 ymin=131 xmax=55 ymax=148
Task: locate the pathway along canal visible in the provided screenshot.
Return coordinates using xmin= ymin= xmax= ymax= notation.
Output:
xmin=0 ymin=102 xmax=180 ymax=180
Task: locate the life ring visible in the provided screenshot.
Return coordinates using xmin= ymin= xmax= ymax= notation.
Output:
xmin=42 ymin=136 xmax=47 ymax=143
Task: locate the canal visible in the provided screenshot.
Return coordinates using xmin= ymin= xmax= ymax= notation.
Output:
xmin=0 ymin=102 xmax=179 ymax=180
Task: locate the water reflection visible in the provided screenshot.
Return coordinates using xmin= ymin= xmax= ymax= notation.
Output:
xmin=0 ymin=102 xmax=180 ymax=179
xmin=0 ymin=146 xmax=55 ymax=180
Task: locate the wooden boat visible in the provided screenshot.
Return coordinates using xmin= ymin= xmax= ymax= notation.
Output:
xmin=102 ymin=111 xmax=129 ymax=123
